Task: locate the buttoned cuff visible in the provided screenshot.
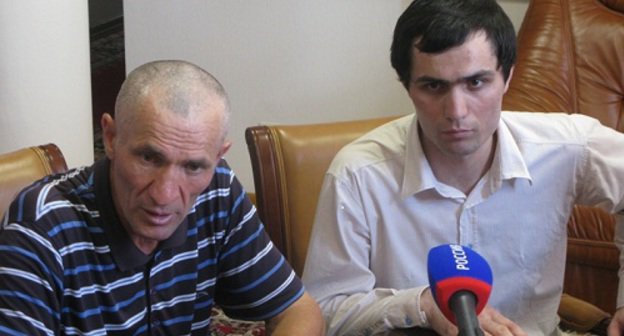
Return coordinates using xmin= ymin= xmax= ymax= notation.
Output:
xmin=383 ymin=286 xmax=430 ymax=329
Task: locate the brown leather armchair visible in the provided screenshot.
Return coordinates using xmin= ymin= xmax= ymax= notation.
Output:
xmin=246 ymin=116 xmax=397 ymax=276
xmin=502 ymin=0 xmax=623 ymax=332
xmin=246 ymin=116 xmax=612 ymax=335
xmin=245 ymin=1 xmax=622 ymax=334
xmin=0 ymin=143 xmax=68 ymax=219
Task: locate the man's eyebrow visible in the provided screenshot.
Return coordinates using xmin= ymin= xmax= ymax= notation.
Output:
xmin=412 ymin=76 xmax=448 ymax=85
xmin=183 ymin=158 xmax=210 ymax=169
xmin=133 ymin=144 xmax=162 ymax=157
xmin=132 ymin=145 xmax=212 ymax=169
xmin=462 ymin=70 xmax=496 ymax=81
xmin=413 ymin=70 xmax=496 ymax=85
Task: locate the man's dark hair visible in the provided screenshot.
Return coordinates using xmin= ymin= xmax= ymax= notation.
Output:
xmin=390 ymin=0 xmax=517 ymax=88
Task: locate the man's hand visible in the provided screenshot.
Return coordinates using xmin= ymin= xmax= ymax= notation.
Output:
xmin=607 ymin=307 xmax=624 ymax=336
xmin=477 ymin=307 xmax=527 ymax=336
xmin=420 ymin=288 xmax=527 ymax=336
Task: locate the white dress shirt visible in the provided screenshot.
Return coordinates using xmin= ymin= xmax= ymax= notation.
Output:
xmin=302 ymin=112 xmax=624 ymax=336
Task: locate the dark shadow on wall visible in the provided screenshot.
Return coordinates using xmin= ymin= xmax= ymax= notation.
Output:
xmin=89 ymin=0 xmax=125 ymax=162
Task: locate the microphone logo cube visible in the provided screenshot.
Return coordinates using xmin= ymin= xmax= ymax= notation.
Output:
xmin=427 ymin=244 xmax=493 ymax=324
xmin=450 ymin=244 xmax=470 ymax=271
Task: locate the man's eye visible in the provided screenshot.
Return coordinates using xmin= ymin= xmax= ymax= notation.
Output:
xmin=141 ymin=152 xmax=161 ymax=165
xmin=142 ymin=153 xmax=155 ymax=162
xmin=468 ymin=78 xmax=485 ymax=88
xmin=422 ymin=82 xmax=447 ymax=93
xmin=426 ymin=82 xmax=440 ymax=90
xmin=185 ymin=163 xmax=205 ymax=174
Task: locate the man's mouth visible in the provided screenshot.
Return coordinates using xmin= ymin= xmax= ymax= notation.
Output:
xmin=143 ymin=208 xmax=174 ymax=225
xmin=442 ymin=128 xmax=472 ymax=139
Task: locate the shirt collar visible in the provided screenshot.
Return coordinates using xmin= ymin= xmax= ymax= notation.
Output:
xmin=491 ymin=116 xmax=532 ymax=184
xmin=94 ymin=158 xmax=189 ymax=271
xmin=401 ymin=115 xmax=436 ymax=198
xmin=400 ymin=114 xmax=532 ymax=198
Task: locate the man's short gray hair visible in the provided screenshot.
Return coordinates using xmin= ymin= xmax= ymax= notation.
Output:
xmin=115 ymin=60 xmax=231 ymax=139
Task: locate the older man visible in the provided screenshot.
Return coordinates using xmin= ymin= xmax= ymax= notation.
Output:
xmin=0 ymin=60 xmax=323 ymax=335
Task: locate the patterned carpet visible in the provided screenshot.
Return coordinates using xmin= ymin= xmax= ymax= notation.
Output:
xmin=209 ymin=307 xmax=265 ymax=336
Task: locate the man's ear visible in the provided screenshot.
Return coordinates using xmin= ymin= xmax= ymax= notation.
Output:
xmin=219 ymin=140 xmax=232 ymax=158
xmin=101 ymin=113 xmax=116 ymax=159
xmin=503 ymin=65 xmax=515 ymax=93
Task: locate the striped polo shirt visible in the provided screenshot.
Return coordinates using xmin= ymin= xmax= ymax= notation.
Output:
xmin=0 ymin=158 xmax=303 ymax=335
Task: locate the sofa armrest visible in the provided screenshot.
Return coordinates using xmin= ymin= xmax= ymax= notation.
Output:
xmin=564 ymin=205 xmax=618 ymax=314
xmin=559 ymin=293 xmax=611 ymax=336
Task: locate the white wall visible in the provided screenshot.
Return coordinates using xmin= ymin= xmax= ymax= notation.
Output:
xmin=124 ymin=0 xmax=529 ymax=191
xmin=500 ymin=0 xmax=530 ymax=32
xmin=0 ymin=1 xmax=94 ymax=169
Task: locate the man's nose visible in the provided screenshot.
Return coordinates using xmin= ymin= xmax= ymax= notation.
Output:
xmin=148 ymin=167 xmax=180 ymax=206
xmin=443 ymin=88 xmax=468 ymax=120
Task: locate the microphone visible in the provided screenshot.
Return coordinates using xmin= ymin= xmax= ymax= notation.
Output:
xmin=427 ymin=244 xmax=493 ymax=336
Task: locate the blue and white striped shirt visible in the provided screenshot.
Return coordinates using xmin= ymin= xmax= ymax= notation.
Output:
xmin=0 ymin=158 xmax=303 ymax=335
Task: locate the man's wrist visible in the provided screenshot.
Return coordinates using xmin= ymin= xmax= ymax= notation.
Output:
xmin=415 ymin=287 xmax=430 ymax=327
xmin=383 ymin=286 xmax=431 ymax=329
